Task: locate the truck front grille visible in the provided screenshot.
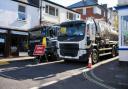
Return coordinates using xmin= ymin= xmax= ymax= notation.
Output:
xmin=59 ymin=43 xmax=79 ymax=57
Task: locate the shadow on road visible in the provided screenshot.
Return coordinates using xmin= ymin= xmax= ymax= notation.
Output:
xmin=0 ymin=60 xmax=85 ymax=81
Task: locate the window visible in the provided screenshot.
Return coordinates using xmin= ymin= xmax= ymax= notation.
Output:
xmin=121 ymin=16 xmax=128 ymax=46
xmin=18 ymin=5 xmax=26 ymax=21
xmin=93 ymin=7 xmax=101 ymax=15
xmin=76 ymin=9 xmax=83 ymax=14
xmin=83 ymin=8 xmax=86 ymax=15
xmin=49 ymin=6 xmax=55 ymax=16
xmin=56 ymin=9 xmax=58 ymax=16
xmin=45 ymin=5 xmax=59 ymax=16
xmin=67 ymin=12 xmax=74 ymax=20
xmin=45 ymin=5 xmax=49 ymax=13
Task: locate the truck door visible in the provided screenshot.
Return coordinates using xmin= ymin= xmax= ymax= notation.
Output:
xmin=86 ymin=22 xmax=96 ymax=45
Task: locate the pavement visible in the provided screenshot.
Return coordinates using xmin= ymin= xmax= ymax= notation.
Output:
xmin=83 ymin=57 xmax=128 ymax=89
xmin=0 ymin=56 xmax=35 ymax=66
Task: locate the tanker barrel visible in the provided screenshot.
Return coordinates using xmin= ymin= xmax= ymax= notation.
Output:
xmin=95 ymin=20 xmax=118 ymax=41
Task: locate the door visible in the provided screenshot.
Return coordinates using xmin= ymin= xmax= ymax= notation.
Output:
xmin=11 ymin=35 xmax=19 ymax=57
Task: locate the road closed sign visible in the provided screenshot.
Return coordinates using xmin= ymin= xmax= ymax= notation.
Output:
xmin=33 ymin=45 xmax=45 ymax=56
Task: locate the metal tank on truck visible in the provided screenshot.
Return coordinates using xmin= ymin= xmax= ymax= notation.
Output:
xmin=57 ymin=18 xmax=118 ymax=63
xmin=95 ymin=20 xmax=118 ymax=42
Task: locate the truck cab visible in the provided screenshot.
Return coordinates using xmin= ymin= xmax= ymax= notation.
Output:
xmin=57 ymin=19 xmax=96 ymax=61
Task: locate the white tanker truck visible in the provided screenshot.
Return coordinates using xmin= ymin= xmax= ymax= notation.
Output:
xmin=57 ymin=18 xmax=118 ymax=63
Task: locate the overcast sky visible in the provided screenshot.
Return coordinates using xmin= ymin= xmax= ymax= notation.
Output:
xmin=50 ymin=0 xmax=118 ymax=7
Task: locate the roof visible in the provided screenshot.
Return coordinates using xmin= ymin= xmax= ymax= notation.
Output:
xmin=12 ymin=0 xmax=40 ymax=8
xmin=68 ymin=0 xmax=98 ymax=9
xmin=115 ymin=5 xmax=128 ymax=10
xmin=44 ymin=0 xmax=80 ymax=14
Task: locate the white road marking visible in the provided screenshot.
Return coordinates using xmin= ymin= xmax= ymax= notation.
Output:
xmin=82 ymin=57 xmax=119 ymax=89
xmin=118 ymin=82 xmax=128 ymax=86
xmin=82 ymin=56 xmax=119 ymax=72
xmin=59 ymin=76 xmax=72 ymax=80
xmin=0 ymin=73 xmax=16 ymax=80
xmin=90 ymin=70 xmax=104 ymax=82
xmin=40 ymin=81 xmax=58 ymax=87
xmin=27 ymin=60 xmax=64 ymax=67
xmin=30 ymin=87 xmax=39 ymax=89
xmin=83 ymin=72 xmax=116 ymax=89
xmin=33 ymin=74 xmax=54 ymax=80
xmin=31 ymin=57 xmax=118 ymax=89
xmin=30 ymin=69 xmax=82 ymax=89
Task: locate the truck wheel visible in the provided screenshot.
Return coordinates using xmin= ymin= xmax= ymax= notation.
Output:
xmin=92 ymin=49 xmax=99 ymax=64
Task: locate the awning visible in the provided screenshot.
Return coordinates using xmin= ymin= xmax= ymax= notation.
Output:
xmin=0 ymin=29 xmax=7 ymax=33
xmin=11 ymin=31 xmax=28 ymax=36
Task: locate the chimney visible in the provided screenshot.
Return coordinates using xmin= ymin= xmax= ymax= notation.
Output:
xmin=82 ymin=0 xmax=86 ymax=2
xmin=95 ymin=0 xmax=98 ymax=2
xmin=102 ymin=4 xmax=107 ymax=9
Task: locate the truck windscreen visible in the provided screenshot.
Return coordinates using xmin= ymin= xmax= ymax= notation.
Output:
xmin=29 ymin=30 xmax=41 ymax=39
xmin=58 ymin=23 xmax=85 ymax=41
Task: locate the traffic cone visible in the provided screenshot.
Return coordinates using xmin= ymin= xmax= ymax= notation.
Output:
xmin=87 ymin=54 xmax=92 ymax=68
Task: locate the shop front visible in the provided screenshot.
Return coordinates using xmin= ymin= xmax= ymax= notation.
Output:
xmin=0 ymin=29 xmax=7 ymax=57
xmin=116 ymin=5 xmax=128 ymax=62
xmin=0 ymin=28 xmax=29 ymax=58
xmin=10 ymin=30 xmax=29 ymax=57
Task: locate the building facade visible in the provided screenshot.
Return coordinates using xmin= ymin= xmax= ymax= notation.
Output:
xmin=116 ymin=4 xmax=128 ymax=62
xmin=68 ymin=0 xmax=108 ymax=22
xmin=0 ymin=0 xmax=40 ymax=57
xmin=41 ymin=0 xmax=81 ymax=26
xmin=0 ymin=0 xmax=80 ymax=58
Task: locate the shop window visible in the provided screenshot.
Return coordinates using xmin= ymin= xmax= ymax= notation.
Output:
xmin=19 ymin=39 xmax=28 ymax=52
xmin=18 ymin=5 xmax=26 ymax=21
xmin=45 ymin=5 xmax=59 ymax=16
xmin=76 ymin=9 xmax=83 ymax=14
xmin=121 ymin=16 xmax=128 ymax=46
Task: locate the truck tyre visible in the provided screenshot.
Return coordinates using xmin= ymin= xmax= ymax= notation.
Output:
xmin=92 ymin=49 xmax=99 ymax=64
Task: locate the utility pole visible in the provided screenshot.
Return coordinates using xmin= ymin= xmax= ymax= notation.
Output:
xmin=40 ymin=0 xmax=42 ymax=26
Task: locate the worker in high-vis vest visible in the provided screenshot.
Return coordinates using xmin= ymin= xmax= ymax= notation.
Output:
xmin=42 ymin=37 xmax=47 ymax=47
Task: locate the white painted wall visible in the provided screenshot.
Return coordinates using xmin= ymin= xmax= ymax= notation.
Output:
xmin=0 ymin=0 xmax=39 ymax=31
xmin=41 ymin=1 xmax=80 ymax=24
xmin=118 ymin=0 xmax=128 ymax=5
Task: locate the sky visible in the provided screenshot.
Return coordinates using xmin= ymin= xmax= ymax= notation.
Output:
xmin=50 ymin=0 xmax=118 ymax=8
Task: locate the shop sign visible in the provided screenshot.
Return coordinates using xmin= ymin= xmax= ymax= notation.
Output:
xmin=33 ymin=45 xmax=45 ymax=56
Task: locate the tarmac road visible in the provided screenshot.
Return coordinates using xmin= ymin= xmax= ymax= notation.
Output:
xmin=0 ymin=59 xmax=107 ymax=89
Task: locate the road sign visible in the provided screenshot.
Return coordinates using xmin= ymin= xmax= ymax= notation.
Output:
xmin=33 ymin=45 xmax=45 ymax=56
